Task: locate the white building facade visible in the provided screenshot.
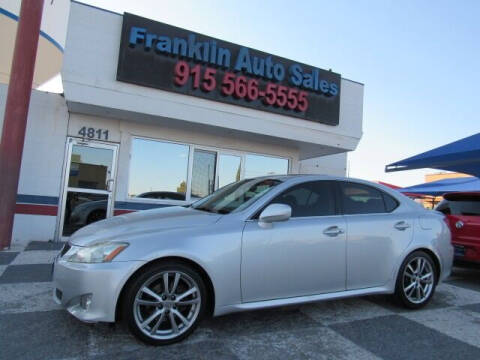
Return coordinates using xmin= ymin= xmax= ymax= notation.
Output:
xmin=1 ymin=1 xmax=364 ymax=244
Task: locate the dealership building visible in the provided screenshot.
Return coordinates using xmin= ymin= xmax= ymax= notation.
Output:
xmin=0 ymin=1 xmax=364 ymax=244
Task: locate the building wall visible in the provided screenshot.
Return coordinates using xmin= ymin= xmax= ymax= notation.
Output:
xmin=0 ymin=84 xmax=69 ymax=245
xmin=299 ymin=153 xmax=347 ymax=176
xmin=62 ymin=2 xmax=364 ymax=160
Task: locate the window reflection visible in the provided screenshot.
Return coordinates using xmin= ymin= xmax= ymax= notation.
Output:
xmin=191 ymin=149 xmax=216 ymax=199
xmin=218 ymin=154 xmax=241 ymax=188
xmin=128 ymin=139 xmax=189 ymax=200
xmin=63 ymin=191 xmax=108 ymax=236
xmin=244 ymin=154 xmax=289 ymax=178
xmin=68 ymin=145 xmax=113 ymax=190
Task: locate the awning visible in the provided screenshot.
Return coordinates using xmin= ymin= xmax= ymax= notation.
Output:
xmin=377 ymin=181 xmax=424 ymax=198
xmin=399 ymin=177 xmax=480 ymax=196
xmin=385 ymin=133 xmax=480 ymax=177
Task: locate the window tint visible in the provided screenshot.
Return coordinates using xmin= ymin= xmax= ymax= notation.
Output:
xmin=383 ymin=193 xmax=399 ymax=212
xmin=270 ymin=181 xmax=336 ymax=217
xmin=437 ymin=199 xmax=480 ymax=216
xmin=435 ymin=201 xmax=451 ymax=215
xmin=340 ymin=182 xmax=388 ymax=214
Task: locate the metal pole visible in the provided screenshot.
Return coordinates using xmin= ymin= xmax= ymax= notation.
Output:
xmin=0 ymin=0 xmax=45 ymax=249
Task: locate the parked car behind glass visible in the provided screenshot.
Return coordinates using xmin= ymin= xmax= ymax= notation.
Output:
xmin=53 ymin=175 xmax=453 ymax=345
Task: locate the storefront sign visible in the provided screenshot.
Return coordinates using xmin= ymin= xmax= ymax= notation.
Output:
xmin=117 ymin=13 xmax=341 ymax=125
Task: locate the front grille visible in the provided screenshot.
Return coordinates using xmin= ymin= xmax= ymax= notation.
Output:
xmin=60 ymin=242 xmax=71 ymax=257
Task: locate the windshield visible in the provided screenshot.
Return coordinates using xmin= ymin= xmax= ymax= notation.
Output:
xmin=191 ymin=178 xmax=282 ymax=214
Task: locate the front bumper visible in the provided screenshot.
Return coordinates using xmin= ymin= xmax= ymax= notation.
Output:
xmin=52 ymin=255 xmax=142 ymax=322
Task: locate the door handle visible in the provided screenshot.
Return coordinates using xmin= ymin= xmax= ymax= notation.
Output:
xmin=106 ymin=179 xmax=114 ymax=192
xmin=323 ymin=226 xmax=344 ymax=237
xmin=394 ymin=221 xmax=410 ymax=231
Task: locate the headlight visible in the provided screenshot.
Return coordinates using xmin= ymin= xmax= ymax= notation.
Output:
xmin=63 ymin=242 xmax=129 ymax=263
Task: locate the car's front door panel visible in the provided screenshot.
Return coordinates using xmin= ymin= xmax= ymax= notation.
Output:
xmin=241 ymin=216 xmax=347 ymax=303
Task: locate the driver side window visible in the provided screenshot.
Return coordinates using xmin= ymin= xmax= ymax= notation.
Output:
xmin=270 ymin=181 xmax=336 ymax=217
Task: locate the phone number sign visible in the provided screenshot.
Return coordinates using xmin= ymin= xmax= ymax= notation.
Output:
xmin=117 ymin=13 xmax=341 ymax=126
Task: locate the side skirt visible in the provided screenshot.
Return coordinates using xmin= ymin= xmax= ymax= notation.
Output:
xmin=214 ymin=286 xmax=393 ymax=316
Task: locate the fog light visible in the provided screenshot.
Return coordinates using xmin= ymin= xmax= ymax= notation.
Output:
xmin=80 ymin=294 xmax=92 ymax=310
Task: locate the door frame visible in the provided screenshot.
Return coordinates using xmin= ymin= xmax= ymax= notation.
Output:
xmin=55 ymin=137 xmax=119 ymax=241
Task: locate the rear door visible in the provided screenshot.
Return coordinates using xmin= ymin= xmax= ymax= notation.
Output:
xmin=338 ymin=181 xmax=414 ymax=290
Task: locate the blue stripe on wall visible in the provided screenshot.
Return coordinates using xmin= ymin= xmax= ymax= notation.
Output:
xmin=114 ymin=201 xmax=174 ymax=211
xmin=0 ymin=7 xmax=64 ymax=53
xmin=17 ymin=194 xmax=59 ymax=205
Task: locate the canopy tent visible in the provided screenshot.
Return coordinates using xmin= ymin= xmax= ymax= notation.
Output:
xmin=385 ymin=133 xmax=480 ymax=177
xmin=399 ymin=177 xmax=480 ymax=196
xmin=377 ymin=181 xmax=424 ymax=198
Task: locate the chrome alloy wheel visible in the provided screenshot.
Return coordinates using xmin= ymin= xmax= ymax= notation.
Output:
xmin=402 ymin=256 xmax=434 ymax=304
xmin=133 ymin=271 xmax=201 ymax=340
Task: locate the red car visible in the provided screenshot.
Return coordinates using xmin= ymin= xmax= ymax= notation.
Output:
xmin=436 ymin=192 xmax=480 ymax=264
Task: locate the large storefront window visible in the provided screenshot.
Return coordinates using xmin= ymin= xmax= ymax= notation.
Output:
xmin=128 ymin=137 xmax=289 ymax=202
xmin=128 ymin=138 xmax=189 ymax=200
xmin=244 ymin=154 xmax=289 ymax=178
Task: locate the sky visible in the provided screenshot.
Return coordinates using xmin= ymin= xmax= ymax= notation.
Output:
xmin=45 ymin=0 xmax=480 ymax=187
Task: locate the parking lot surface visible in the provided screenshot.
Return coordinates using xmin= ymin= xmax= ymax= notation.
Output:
xmin=1 ymin=241 xmax=480 ymax=360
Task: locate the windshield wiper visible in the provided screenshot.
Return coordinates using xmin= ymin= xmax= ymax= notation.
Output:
xmin=193 ymin=206 xmax=216 ymax=213
xmin=194 ymin=207 xmax=231 ymax=214
xmin=216 ymin=209 xmax=231 ymax=214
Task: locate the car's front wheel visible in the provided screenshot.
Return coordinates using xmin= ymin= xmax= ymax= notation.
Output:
xmin=394 ymin=251 xmax=437 ymax=309
xmin=123 ymin=261 xmax=207 ymax=345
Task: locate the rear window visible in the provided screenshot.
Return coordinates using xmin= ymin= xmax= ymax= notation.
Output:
xmin=436 ymin=199 xmax=480 ymax=216
xmin=339 ymin=182 xmax=399 ymax=215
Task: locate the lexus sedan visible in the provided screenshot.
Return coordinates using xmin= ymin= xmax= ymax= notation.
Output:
xmin=53 ymin=175 xmax=453 ymax=345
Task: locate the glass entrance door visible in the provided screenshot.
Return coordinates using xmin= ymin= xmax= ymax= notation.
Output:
xmin=59 ymin=138 xmax=118 ymax=237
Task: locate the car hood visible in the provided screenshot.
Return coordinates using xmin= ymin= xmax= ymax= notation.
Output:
xmin=69 ymin=206 xmax=222 ymax=246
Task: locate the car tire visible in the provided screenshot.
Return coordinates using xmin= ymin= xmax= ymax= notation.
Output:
xmin=123 ymin=261 xmax=208 ymax=345
xmin=394 ymin=250 xmax=437 ymax=309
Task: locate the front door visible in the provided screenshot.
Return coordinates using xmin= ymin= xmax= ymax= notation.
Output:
xmin=241 ymin=181 xmax=346 ymax=302
xmin=59 ymin=138 xmax=118 ymax=237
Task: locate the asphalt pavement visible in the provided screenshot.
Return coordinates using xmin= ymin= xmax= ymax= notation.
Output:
xmin=1 ymin=241 xmax=480 ymax=360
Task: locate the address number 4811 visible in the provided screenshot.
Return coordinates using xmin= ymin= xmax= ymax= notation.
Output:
xmin=78 ymin=127 xmax=109 ymax=141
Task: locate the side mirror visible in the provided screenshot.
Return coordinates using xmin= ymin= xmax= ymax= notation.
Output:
xmin=259 ymin=203 xmax=291 ymax=223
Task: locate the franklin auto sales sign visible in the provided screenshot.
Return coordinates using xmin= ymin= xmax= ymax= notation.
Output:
xmin=117 ymin=13 xmax=341 ymax=126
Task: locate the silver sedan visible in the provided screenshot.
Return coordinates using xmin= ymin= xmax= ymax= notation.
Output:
xmin=53 ymin=175 xmax=453 ymax=345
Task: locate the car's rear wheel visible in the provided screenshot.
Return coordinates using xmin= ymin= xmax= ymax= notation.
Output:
xmin=394 ymin=251 xmax=437 ymax=309
xmin=123 ymin=261 xmax=207 ymax=345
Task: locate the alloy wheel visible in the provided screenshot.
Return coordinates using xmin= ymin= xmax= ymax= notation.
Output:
xmin=133 ymin=271 xmax=202 ymax=340
xmin=402 ymin=256 xmax=434 ymax=304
